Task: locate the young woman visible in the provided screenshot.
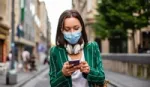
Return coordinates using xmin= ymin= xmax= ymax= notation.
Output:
xmin=49 ymin=10 xmax=105 ymax=87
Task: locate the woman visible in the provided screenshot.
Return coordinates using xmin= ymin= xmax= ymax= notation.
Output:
xmin=49 ymin=10 xmax=105 ymax=87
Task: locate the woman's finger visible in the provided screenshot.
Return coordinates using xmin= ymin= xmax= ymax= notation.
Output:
xmin=64 ymin=64 xmax=69 ymax=69
xmin=80 ymin=66 xmax=90 ymax=73
xmin=80 ymin=63 xmax=88 ymax=68
xmin=64 ymin=61 xmax=69 ymax=65
xmin=67 ymin=71 xmax=71 ymax=75
xmin=68 ymin=70 xmax=75 ymax=75
xmin=68 ymin=64 xmax=74 ymax=68
xmin=80 ymin=61 xmax=87 ymax=64
xmin=64 ymin=62 xmax=73 ymax=69
xmin=73 ymin=64 xmax=81 ymax=69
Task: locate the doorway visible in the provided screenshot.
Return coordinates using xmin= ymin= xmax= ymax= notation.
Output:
xmin=0 ymin=40 xmax=4 ymax=62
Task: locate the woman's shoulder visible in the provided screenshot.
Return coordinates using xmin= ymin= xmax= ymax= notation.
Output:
xmin=49 ymin=46 xmax=65 ymax=53
xmin=85 ymin=41 xmax=99 ymax=48
xmin=49 ymin=46 xmax=57 ymax=53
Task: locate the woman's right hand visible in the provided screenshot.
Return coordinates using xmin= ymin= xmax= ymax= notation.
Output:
xmin=62 ymin=61 xmax=76 ymax=76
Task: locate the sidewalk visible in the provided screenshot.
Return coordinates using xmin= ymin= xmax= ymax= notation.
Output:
xmin=105 ymin=70 xmax=150 ymax=87
xmin=0 ymin=64 xmax=48 ymax=87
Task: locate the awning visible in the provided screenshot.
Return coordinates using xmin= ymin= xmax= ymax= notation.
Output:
xmin=15 ymin=36 xmax=35 ymax=47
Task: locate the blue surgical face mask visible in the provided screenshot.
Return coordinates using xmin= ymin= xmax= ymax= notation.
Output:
xmin=63 ymin=30 xmax=81 ymax=44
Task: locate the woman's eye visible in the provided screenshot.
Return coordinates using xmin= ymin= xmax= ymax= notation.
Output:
xmin=64 ymin=28 xmax=70 ymax=32
xmin=74 ymin=27 xmax=79 ymax=30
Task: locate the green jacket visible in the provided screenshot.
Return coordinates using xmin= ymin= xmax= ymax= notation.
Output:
xmin=49 ymin=42 xmax=105 ymax=87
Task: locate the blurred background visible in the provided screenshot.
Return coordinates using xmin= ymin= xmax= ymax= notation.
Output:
xmin=0 ymin=0 xmax=150 ymax=87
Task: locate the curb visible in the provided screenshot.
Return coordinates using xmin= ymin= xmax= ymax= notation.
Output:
xmin=109 ymin=80 xmax=119 ymax=87
xmin=106 ymin=78 xmax=120 ymax=87
xmin=13 ymin=65 xmax=48 ymax=87
xmin=107 ymin=79 xmax=125 ymax=87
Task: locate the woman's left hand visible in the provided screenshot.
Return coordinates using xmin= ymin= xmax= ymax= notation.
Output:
xmin=80 ymin=61 xmax=90 ymax=74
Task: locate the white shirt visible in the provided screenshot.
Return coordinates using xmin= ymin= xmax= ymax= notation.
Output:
xmin=68 ymin=51 xmax=89 ymax=87
xmin=22 ymin=51 xmax=30 ymax=62
xmin=8 ymin=53 xmax=12 ymax=60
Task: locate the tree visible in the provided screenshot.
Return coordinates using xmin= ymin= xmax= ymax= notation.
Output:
xmin=93 ymin=0 xmax=150 ymax=52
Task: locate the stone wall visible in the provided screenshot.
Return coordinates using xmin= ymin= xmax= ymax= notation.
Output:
xmin=102 ymin=54 xmax=150 ymax=79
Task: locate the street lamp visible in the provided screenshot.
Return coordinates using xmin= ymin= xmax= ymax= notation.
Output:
xmin=6 ymin=0 xmax=17 ymax=85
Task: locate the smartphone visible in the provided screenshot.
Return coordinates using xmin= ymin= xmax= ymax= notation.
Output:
xmin=69 ymin=60 xmax=80 ymax=66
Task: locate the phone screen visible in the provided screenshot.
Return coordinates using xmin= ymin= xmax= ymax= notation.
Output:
xmin=69 ymin=60 xmax=80 ymax=66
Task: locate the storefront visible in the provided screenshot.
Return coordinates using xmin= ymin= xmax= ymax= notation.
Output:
xmin=15 ymin=36 xmax=36 ymax=62
xmin=0 ymin=40 xmax=3 ymax=62
xmin=0 ymin=23 xmax=9 ymax=63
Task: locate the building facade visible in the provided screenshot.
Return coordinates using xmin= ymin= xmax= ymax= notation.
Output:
xmin=47 ymin=17 xmax=51 ymax=48
xmin=0 ymin=0 xmax=51 ymax=63
xmin=15 ymin=0 xmax=50 ymax=61
xmin=72 ymin=0 xmax=150 ymax=53
xmin=12 ymin=0 xmax=36 ymax=62
xmin=72 ymin=0 xmax=96 ymax=41
xmin=0 ymin=0 xmax=11 ymax=63
xmin=38 ymin=2 xmax=48 ymax=40
xmin=72 ymin=0 xmax=107 ymax=52
xmin=37 ymin=1 xmax=50 ymax=53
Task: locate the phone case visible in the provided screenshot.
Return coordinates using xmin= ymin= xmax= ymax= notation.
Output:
xmin=69 ymin=60 xmax=80 ymax=66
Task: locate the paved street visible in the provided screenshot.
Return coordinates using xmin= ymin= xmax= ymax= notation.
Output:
xmin=23 ymin=69 xmax=114 ymax=87
xmin=0 ymin=71 xmax=36 ymax=87
xmin=0 ymin=70 xmax=36 ymax=87
xmin=0 ymin=64 xmax=48 ymax=87
xmin=22 ymin=69 xmax=49 ymax=87
xmin=0 ymin=52 xmax=48 ymax=87
xmin=22 ymin=69 xmax=150 ymax=87
xmin=105 ymin=70 xmax=150 ymax=87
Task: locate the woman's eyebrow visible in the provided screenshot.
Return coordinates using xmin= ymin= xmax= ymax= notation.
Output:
xmin=64 ymin=25 xmax=80 ymax=28
xmin=64 ymin=26 xmax=70 ymax=28
xmin=73 ymin=25 xmax=79 ymax=28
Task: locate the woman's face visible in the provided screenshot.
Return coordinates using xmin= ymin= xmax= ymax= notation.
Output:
xmin=63 ymin=17 xmax=82 ymax=32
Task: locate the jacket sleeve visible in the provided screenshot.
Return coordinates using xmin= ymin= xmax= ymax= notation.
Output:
xmin=83 ymin=42 xmax=105 ymax=85
xmin=49 ymin=47 xmax=69 ymax=87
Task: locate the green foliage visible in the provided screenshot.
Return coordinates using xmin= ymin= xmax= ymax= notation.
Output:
xmin=93 ymin=0 xmax=150 ymax=39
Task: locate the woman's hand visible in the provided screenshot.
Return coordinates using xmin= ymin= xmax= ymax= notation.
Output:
xmin=62 ymin=61 xmax=77 ymax=76
xmin=80 ymin=61 xmax=90 ymax=74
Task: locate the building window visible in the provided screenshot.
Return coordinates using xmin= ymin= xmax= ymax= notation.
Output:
xmin=142 ymin=32 xmax=150 ymax=53
xmin=109 ymin=38 xmax=127 ymax=53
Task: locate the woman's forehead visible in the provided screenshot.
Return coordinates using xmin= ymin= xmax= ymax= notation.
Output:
xmin=64 ymin=17 xmax=81 ymax=27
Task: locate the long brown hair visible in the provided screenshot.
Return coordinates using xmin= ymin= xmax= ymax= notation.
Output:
xmin=56 ymin=9 xmax=88 ymax=47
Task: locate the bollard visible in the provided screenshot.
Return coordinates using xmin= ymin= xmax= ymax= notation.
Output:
xmin=6 ymin=71 xmax=17 ymax=85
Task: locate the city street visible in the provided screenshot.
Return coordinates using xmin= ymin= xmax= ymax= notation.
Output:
xmin=22 ymin=69 xmax=114 ymax=87
xmin=0 ymin=52 xmax=48 ymax=87
xmin=22 ymin=69 xmax=49 ymax=87
xmin=0 ymin=64 xmax=48 ymax=87
xmin=0 ymin=0 xmax=150 ymax=87
xmin=22 ymin=70 xmax=114 ymax=87
xmin=105 ymin=70 xmax=150 ymax=87
xmin=21 ymin=69 xmax=150 ymax=87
